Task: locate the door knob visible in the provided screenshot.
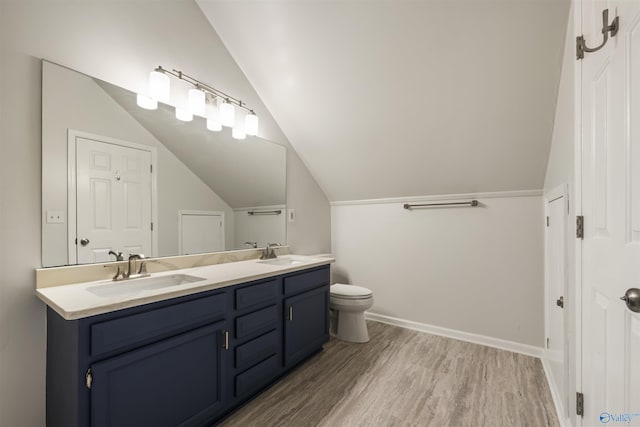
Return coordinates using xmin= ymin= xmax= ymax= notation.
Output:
xmin=621 ymin=288 xmax=640 ymax=313
xmin=556 ymin=296 xmax=564 ymax=308
xmin=80 ymin=238 xmax=90 ymax=246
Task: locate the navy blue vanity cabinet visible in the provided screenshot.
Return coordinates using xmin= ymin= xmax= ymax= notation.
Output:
xmin=46 ymin=264 xmax=331 ymax=427
xmin=283 ymin=267 xmax=330 ymax=367
xmin=46 ymin=290 xmax=230 ymax=427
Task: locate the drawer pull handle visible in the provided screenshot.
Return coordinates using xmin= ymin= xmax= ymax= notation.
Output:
xmin=223 ymin=331 xmax=229 ymax=350
xmin=289 ymin=306 xmax=293 ymax=321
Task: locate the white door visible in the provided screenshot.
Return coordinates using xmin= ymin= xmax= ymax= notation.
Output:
xmin=547 ymin=194 xmax=567 ymax=417
xmin=178 ymin=211 xmax=225 ymax=255
xmin=76 ymin=137 xmax=153 ymax=264
xmin=581 ymin=0 xmax=640 ymax=424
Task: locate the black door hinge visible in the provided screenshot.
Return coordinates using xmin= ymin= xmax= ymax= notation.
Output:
xmin=577 ymin=392 xmax=584 ymax=416
xmin=546 ymin=216 xmax=549 ymax=227
xmin=576 ymin=216 xmax=584 ymax=239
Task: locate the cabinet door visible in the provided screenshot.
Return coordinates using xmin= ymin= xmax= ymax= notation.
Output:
xmin=91 ymin=321 xmax=228 ymax=427
xmin=284 ymin=286 xmax=329 ymax=366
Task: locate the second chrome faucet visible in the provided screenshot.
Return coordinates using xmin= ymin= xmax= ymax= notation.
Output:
xmin=109 ymin=252 xmax=149 ymax=281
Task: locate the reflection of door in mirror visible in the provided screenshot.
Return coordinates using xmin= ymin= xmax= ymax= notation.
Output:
xmin=72 ymin=132 xmax=156 ymax=264
xmin=178 ymin=211 xmax=225 ymax=255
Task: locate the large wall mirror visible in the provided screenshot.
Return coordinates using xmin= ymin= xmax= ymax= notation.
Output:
xmin=41 ymin=61 xmax=286 ymax=267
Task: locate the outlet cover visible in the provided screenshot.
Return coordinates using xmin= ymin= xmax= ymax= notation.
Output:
xmin=46 ymin=210 xmax=65 ymax=224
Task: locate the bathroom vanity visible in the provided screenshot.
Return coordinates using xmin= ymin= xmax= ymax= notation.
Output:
xmin=39 ymin=258 xmax=331 ymax=426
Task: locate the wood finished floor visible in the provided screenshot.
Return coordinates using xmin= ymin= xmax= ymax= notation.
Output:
xmin=219 ymin=321 xmax=559 ymax=427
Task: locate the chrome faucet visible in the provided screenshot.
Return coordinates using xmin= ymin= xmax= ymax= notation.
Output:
xmin=244 ymin=241 xmax=258 ymax=249
xmin=125 ymin=254 xmax=149 ymax=279
xmin=109 ymin=251 xmax=126 ymax=280
xmin=260 ymin=243 xmax=279 ymax=260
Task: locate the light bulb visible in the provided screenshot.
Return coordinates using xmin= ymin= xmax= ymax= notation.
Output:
xmin=149 ymin=69 xmax=170 ymax=103
xmin=220 ymin=100 xmax=235 ymax=127
xmin=207 ymin=118 xmax=222 ymax=131
xmin=188 ymin=88 xmax=206 ymax=117
xmin=245 ymin=112 xmax=259 ymax=136
xmin=175 ymin=107 xmax=193 ymax=122
xmin=232 ymin=127 xmax=246 ymax=140
xmin=136 ymin=94 xmax=157 ymax=110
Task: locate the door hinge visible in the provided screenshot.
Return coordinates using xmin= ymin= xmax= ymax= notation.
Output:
xmin=576 ymin=216 xmax=584 ymax=239
xmin=151 ymin=222 xmax=154 ymax=231
xmin=576 ymin=392 xmax=584 ymax=417
xmin=546 ymin=337 xmax=549 ymax=348
xmin=75 ymin=237 xmax=78 ymax=245
xmin=150 ymin=164 xmax=153 ymax=173
xmin=546 ymin=216 xmax=549 ymax=227
xmin=85 ymin=368 xmax=92 ymax=389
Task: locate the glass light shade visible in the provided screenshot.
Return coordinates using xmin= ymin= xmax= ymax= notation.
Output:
xmin=175 ymin=107 xmax=193 ymax=122
xmin=207 ymin=118 xmax=222 ymax=131
xmin=245 ymin=113 xmax=259 ymax=136
xmin=149 ymin=70 xmax=170 ymax=103
xmin=188 ymin=88 xmax=206 ymax=117
xmin=136 ymin=94 xmax=157 ymax=110
xmin=232 ymin=126 xmax=246 ymax=140
xmin=219 ymin=101 xmax=235 ymax=127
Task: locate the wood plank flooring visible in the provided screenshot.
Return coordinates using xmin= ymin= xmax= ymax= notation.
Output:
xmin=219 ymin=321 xmax=559 ymax=427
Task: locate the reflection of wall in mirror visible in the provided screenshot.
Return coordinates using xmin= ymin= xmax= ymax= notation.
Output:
xmin=42 ymin=61 xmax=235 ymax=266
xmin=233 ymin=206 xmax=286 ymax=249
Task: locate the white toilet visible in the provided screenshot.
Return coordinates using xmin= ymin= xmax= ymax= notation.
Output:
xmin=330 ymin=283 xmax=374 ymax=343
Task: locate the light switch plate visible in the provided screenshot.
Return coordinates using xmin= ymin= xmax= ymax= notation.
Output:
xmin=287 ymin=209 xmax=295 ymax=223
xmin=46 ymin=210 xmax=65 ymax=224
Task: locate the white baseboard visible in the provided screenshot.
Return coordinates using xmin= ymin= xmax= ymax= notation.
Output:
xmin=364 ymin=312 xmax=544 ymax=358
xmin=541 ymin=357 xmax=572 ymax=427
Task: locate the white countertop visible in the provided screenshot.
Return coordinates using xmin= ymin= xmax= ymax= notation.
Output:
xmin=36 ymin=255 xmax=334 ymax=320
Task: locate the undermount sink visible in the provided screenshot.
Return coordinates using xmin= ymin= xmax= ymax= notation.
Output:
xmin=87 ymin=274 xmax=206 ymax=297
xmin=257 ymin=257 xmax=307 ymax=266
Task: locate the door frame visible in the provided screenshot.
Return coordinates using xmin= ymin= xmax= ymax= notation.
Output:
xmin=543 ymin=183 xmax=569 ymax=420
xmin=177 ymin=210 xmax=226 ymax=255
xmin=67 ymin=129 xmax=158 ymax=264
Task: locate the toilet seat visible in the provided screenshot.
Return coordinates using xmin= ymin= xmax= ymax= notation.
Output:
xmin=330 ymin=284 xmax=372 ymax=299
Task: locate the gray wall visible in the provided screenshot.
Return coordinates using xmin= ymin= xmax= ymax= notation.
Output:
xmin=0 ymin=1 xmax=330 ymax=425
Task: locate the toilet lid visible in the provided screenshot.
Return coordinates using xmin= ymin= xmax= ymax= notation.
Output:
xmin=330 ymin=283 xmax=373 ymax=298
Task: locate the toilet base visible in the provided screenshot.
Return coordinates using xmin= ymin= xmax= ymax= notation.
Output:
xmin=331 ymin=309 xmax=369 ymax=343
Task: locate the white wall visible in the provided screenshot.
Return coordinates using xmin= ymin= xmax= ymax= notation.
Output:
xmin=42 ymin=62 xmax=235 ymax=265
xmin=0 ymin=1 xmax=330 ymax=425
xmin=233 ymin=206 xmax=286 ymax=250
xmin=543 ymin=3 xmax=577 ymax=424
xmin=331 ymin=193 xmax=544 ymax=347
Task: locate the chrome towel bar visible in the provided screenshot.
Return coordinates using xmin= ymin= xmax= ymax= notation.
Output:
xmin=247 ymin=210 xmax=282 ymax=216
xmin=403 ymin=200 xmax=479 ymax=209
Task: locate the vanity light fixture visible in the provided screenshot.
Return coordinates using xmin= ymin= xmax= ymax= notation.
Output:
xmin=142 ymin=66 xmax=259 ymax=137
xmin=219 ymin=99 xmax=235 ymax=127
xmin=149 ymin=69 xmax=171 ymax=103
xmin=245 ymin=112 xmax=259 ymax=136
xmin=136 ymin=94 xmax=157 ymax=110
xmin=188 ymin=87 xmax=206 ymax=117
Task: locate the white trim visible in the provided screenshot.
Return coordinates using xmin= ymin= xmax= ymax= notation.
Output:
xmin=364 ymin=312 xmax=544 ymax=358
xmin=67 ymin=129 xmax=159 ymax=264
xmin=542 ymin=357 xmax=572 ymax=427
xmin=330 ymin=189 xmax=543 ymax=207
xmin=177 ymin=210 xmax=226 ymax=255
xmin=233 ymin=204 xmax=286 ymax=212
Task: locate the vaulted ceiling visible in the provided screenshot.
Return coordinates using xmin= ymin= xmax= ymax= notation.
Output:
xmin=197 ymin=0 xmax=570 ymax=201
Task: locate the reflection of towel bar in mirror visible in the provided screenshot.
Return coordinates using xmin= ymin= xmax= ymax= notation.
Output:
xmin=248 ymin=210 xmax=282 ymax=216
xmin=403 ymin=200 xmax=479 ymax=209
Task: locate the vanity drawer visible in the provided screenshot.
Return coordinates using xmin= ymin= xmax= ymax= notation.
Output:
xmin=235 ymin=279 xmax=278 ymax=311
xmin=235 ymin=329 xmax=278 ymax=371
xmin=235 ymin=305 xmax=278 ymax=340
xmin=283 ymin=267 xmax=329 ymax=296
xmin=235 ymin=354 xmax=279 ymax=397
xmin=91 ymin=293 xmax=226 ymax=357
